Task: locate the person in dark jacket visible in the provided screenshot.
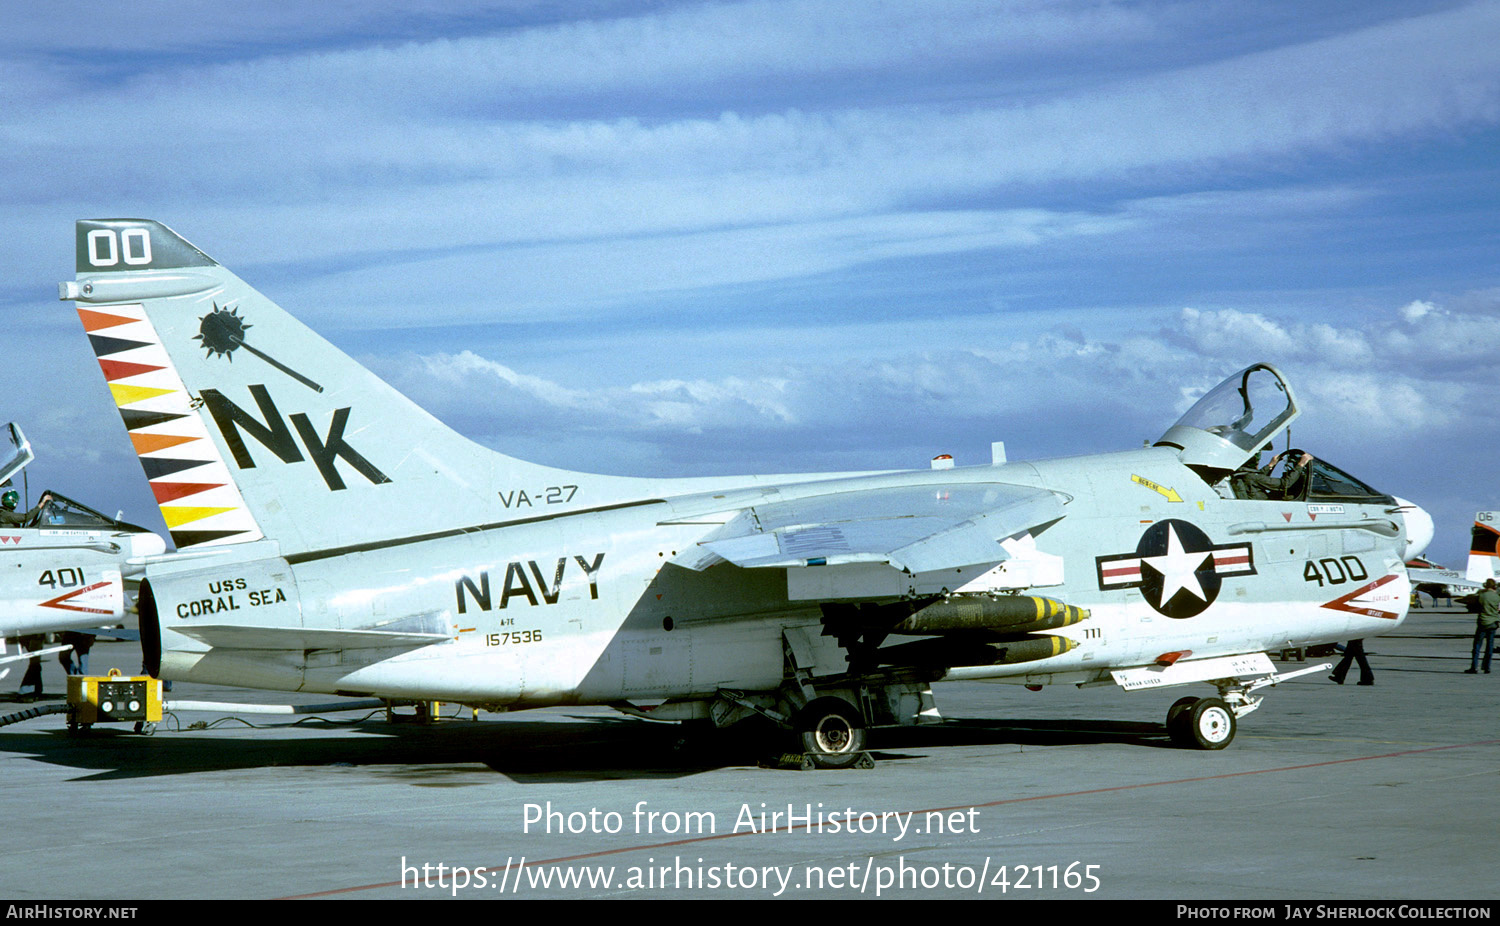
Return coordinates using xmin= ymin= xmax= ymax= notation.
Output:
xmin=1330 ymin=638 xmax=1374 ymax=686
xmin=1464 ymin=579 xmax=1499 ymax=674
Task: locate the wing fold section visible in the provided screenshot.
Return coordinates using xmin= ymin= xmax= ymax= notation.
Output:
xmin=676 ymin=483 xmax=1065 ymax=574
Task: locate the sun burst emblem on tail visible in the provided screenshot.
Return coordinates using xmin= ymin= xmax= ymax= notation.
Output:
xmin=195 ymin=304 xmax=250 ymax=358
xmin=193 ymin=303 xmax=323 ymax=393
xmin=195 ymin=304 xmax=250 ymax=359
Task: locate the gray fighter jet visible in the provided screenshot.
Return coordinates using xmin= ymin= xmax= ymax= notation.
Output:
xmin=59 ymin=219 xmax=1431 ymax=764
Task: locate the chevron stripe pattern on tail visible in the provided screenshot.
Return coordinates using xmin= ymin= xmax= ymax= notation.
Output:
xmin=77 ymin=304 xmax=263 ymax=549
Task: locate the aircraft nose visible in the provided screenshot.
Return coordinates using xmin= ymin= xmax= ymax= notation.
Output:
xmin=1393 ymin=497 xmax=1433 ymax=560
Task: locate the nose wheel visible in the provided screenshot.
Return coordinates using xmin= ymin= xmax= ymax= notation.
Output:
xmin=1166 ymin=696 xmax=1237 ymax=750
xmin=1151 ymin=656 xmax=1331 ymax=750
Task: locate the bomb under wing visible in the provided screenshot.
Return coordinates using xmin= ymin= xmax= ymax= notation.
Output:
xmin=893 ymin=595 xmax=1089 ymax=636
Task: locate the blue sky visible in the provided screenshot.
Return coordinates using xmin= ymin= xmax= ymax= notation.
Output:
xmin=2 ymin=0 xmax=1498 ymax=565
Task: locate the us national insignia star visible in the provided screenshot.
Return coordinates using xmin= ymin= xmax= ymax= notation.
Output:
xmin=1095 ymin=519 xmax=1256 ymax=618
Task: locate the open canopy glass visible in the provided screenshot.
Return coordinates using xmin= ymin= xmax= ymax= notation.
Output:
xmin=1155 ymin=363 xmax=1300 ymax=472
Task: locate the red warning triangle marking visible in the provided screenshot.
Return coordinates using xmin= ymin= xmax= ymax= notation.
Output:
xmin=99 ymin=358 xmax=165 ymax=381
xmin=1281 ymin=511 xmax=1293 ymax=522
xmin=151 ymin=482 xmax=223 ymax=504
xmin=77 ymin=309 xmax=136 ymax=332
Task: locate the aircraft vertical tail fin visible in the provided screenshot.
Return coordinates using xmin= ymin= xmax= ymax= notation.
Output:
xmin=1468 ymin=512 xmax=1499 ymax=583
xmin=60 ymin=219 xmax=609 ymax=556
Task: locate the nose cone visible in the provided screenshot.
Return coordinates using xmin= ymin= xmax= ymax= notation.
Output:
xmin=1393 ymin=497 xmax=1433 ymax=560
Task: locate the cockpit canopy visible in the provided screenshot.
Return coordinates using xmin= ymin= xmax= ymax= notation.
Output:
xmin=0 ymin=422 xmax=34 ymax=488
xmin=1300 ymin=458 xmax=1394 ymax=505
xmin=1156 ymin=363 xmax=1299 ymax=473
xmin=32 ymin=492 xmax=149 ymax=531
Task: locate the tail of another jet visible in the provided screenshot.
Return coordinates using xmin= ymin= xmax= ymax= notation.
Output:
xmin=61 ymin=219 xmax=653 ymax=556
xmin=1468 ymin=512 xmax=1499 ymax=583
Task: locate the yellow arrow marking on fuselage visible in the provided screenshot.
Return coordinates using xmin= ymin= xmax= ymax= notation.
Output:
xmin=1131 ymin=474 xmax=1183 ymax=502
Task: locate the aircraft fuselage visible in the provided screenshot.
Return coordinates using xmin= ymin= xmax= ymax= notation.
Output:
xmin=146 ymin=445 xmax=1408 ymax=707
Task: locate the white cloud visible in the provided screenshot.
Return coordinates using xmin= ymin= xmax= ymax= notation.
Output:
xmin=1180 ymin=307 xmax=1298 ymax=356
xmin=68 ymin=0 xmax=1157 ymax=103
xmin=1400 ymin=299 xmax=1437 ymax=322
xmin=4 ymin=1 xmax=1497 ymax=280
xmin=264 ymin=207 xmax=1134 ymax=328
xmin=364 ymin=297 xmax=1498 ymax=488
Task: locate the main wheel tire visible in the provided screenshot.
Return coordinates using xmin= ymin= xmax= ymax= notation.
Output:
xmin=1184 ymin=697 xmax=1236 ymax=750
xmin=1165 ymin=696 xmax=1198 ymax=745
xmin=796 ymin=697 xmax=867 ymax=770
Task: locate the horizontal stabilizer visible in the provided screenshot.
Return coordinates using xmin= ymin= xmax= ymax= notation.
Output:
xmin=171 ymin=624 xmax=451 ymax=651
xmin=684 ymin=483 xmax=1064 ymax=573
xmin=1407 ymin=565 xmax=1482 ymax=594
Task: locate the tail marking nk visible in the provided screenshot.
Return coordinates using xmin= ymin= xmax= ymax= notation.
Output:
xmin=201 ymin=386 xmax=391 ymax=491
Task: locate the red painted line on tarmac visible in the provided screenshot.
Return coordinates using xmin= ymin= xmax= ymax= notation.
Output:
xmin=278 ymin=737 xmax=1500 ymax=899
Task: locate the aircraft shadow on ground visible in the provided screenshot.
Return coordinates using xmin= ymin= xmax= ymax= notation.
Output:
xmin=0 ymin=710 xmax=1176 ymax=783
xmin=876 ymin=717 xmax=1174 ymax=754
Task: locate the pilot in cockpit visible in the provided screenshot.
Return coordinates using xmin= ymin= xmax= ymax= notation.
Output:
xmin=0 ymin=489 xmax=52 ymax=527
xmin=1232 ymin=449 xmax=1314 ymax=500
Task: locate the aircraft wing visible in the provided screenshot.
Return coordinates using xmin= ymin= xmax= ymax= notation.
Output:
xmin=677 ymin=483 xmax=1064 ymax=574
xmin=1407 ymin=566 xmax=1483 ymax=595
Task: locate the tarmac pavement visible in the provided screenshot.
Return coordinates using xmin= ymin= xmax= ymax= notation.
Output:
xmin=0 ymin=603 xmax=1495 ymax=901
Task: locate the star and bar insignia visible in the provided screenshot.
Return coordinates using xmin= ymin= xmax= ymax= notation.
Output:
xmin=1095 ymin=519 xmax=1256 ymax=619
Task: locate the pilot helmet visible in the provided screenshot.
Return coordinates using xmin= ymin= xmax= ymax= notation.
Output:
xmin=1 ymin=490 xmax=17 ymax=510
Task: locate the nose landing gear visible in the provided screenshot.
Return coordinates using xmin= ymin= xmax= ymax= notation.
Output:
xmin=1162 ymin=658 xmax=1332 ymax=750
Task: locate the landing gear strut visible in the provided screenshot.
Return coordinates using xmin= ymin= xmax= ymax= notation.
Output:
xmin=1162 ymin=659 xmax=1330 ymax=749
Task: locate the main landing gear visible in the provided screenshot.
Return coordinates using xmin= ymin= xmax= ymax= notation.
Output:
xmin=794 ymin=697 xmax=868 ymax=770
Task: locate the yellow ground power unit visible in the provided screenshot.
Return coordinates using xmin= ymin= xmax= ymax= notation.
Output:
xmin=67 ymin=669 xmax=163 ymax=731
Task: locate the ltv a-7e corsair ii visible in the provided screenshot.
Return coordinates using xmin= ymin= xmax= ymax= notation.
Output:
xmin=60 ymin=219 xmax=1431 ymax=766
